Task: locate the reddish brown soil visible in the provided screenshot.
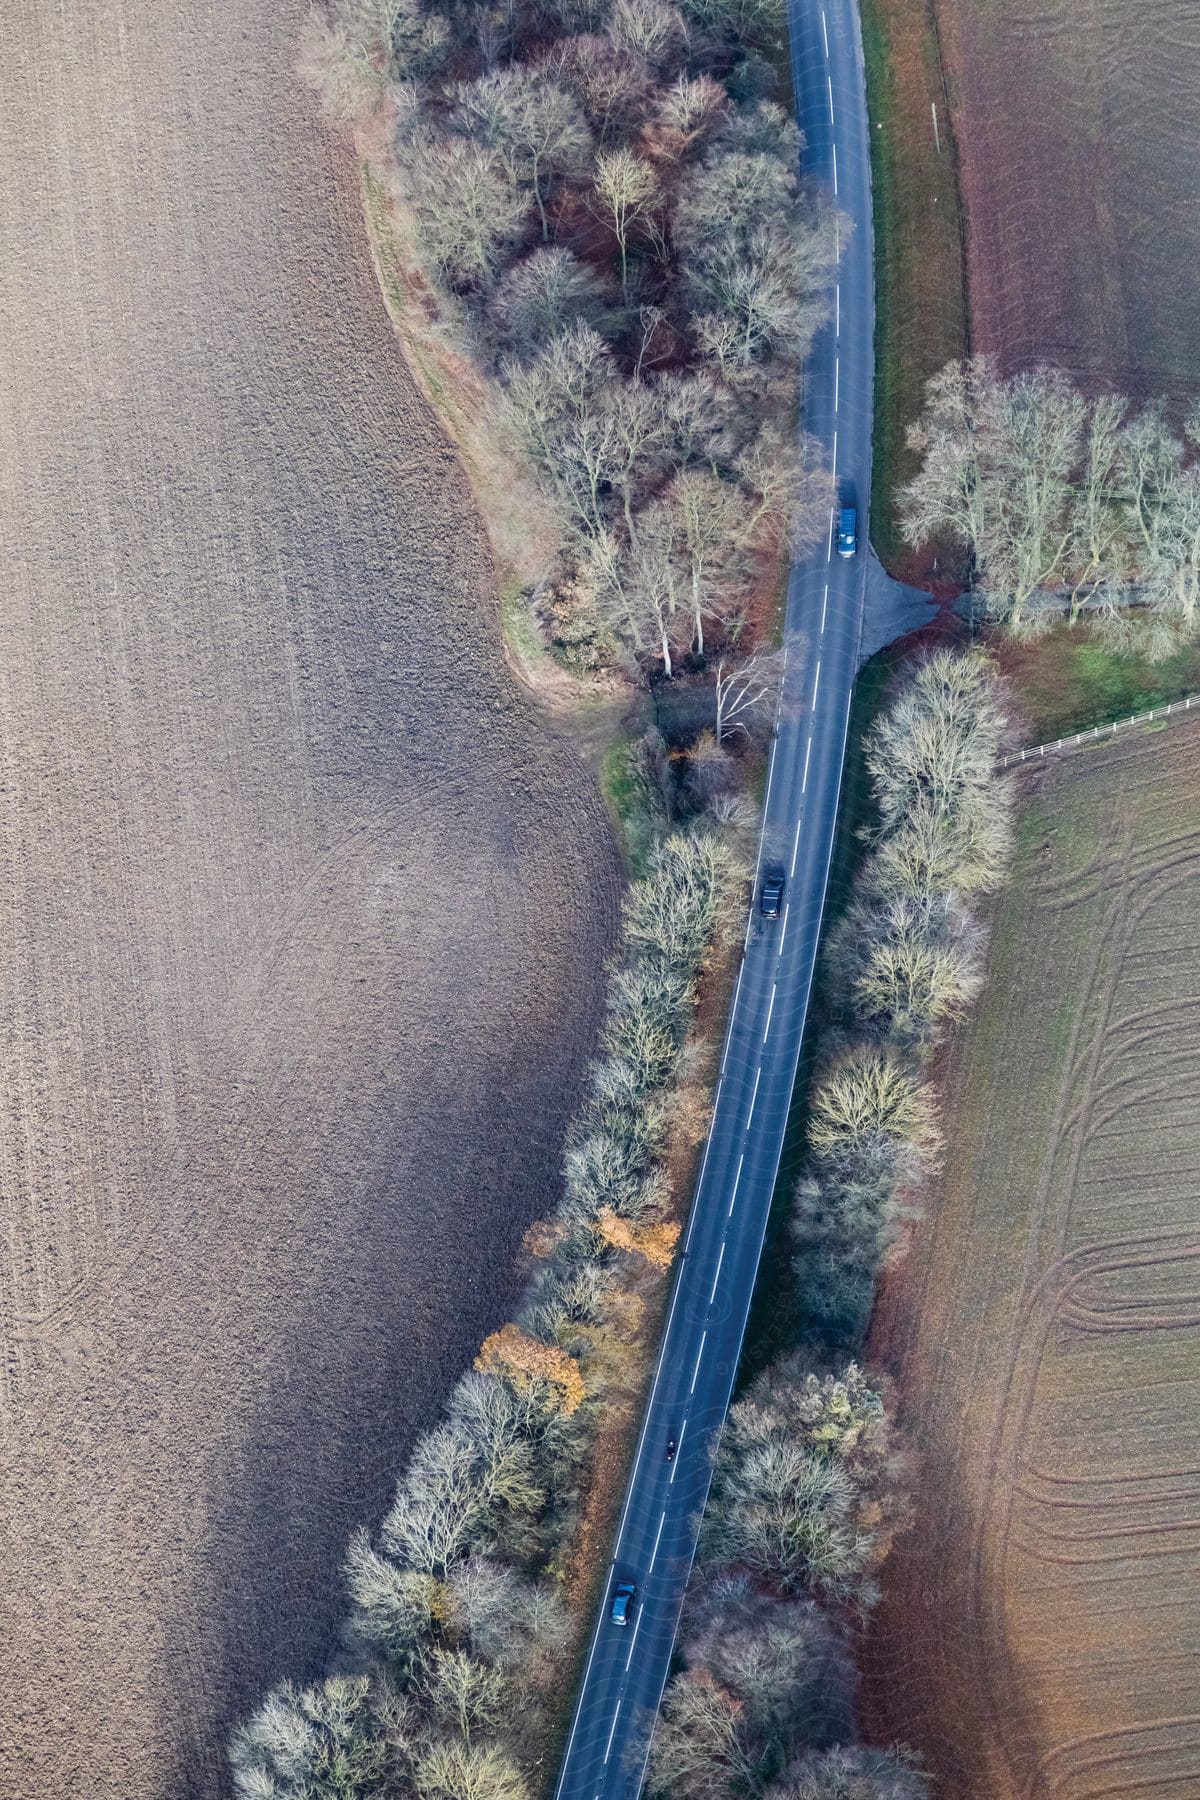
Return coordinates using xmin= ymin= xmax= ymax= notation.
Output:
xmin=935 ymin=0 xmax=1200 ymax=401
xmin=862 ymin=716 xmax=1200 ymax=1797
xmin=0 ymin=4 xmax=620 ymax=1796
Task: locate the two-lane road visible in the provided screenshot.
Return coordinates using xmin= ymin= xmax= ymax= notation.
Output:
xmin=554 ymin=4 xmax=877 ymax=1795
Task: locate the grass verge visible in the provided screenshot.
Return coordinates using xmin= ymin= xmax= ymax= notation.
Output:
xmin=992 ymin=625 xmax=1200 ymax=741
xmin=861 ymin=0 xmax=967 ymax=571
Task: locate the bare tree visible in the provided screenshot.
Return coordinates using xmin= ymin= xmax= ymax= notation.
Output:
xmin=590 ymin=148 xmax=662 ymax=303
xmin=714 ymin=645 xmax=783 ymax=743
xmin=297 ymin=13 xmax=384 ymax=124
xmin=539 ymin=34 xmax=653 ymax=142
xmin=488 ymin=247 xmax=609 ymax=358
xmin=453 ymin=70 xmax=593 ymax=239
xmin=608 ymin=0 xmax=687 ymax=70
xmin=404 ymin=131 xmax=528 ymax=289
xmin=651 ymin=73 xmax=729 ymax=159
xmin=414 ymin=1740 xmax=529 ymax=1800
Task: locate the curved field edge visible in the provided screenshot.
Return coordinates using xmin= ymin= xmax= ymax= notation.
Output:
xmin=860 ymin=715 xmax=1200 ymax=1797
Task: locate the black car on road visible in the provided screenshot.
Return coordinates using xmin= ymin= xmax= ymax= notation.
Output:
xmin=759 ymin=868 xmax=785 ymax=919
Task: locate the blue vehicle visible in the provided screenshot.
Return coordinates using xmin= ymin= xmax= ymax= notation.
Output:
xmin=837 ymin=507 xmax=858 ymax=558
xmin=610 ymin=1582 xmax=636 ymax=1626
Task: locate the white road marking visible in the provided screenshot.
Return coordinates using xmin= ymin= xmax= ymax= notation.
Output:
xmin=790 ymin=815 xmax=802 ymax=877
xmin=802 ymin=736 xmax=813 ymax=794
xmin=669 ymin=1420 xmax=687 ymax=1481
xmin=931 ymin=101 xmax=941 ymax=153
xmin=821 ymin=584 xmax=829 ymax=633
xmin=832 ymin=143 xmax=838 ymax=196
xmin=650 ymin=1509 xmax=668 ymax=1571
xmin=778 ymin=901 xmax=789 ymax=951
xmin=762 ymin=982 xmax=776 ymax=1042
xmin=709 ymin=1241 xmax=725 ymax=1302
xmin=831 ymin=429 xmax=838 ymax=478
xmin=722 ymin=964 xmax=746 ymax=1073
xmin=821 ymin=7 xmax=829 ymax=56
xmin=747 ymin=1064 xmax=762 ymax=1125
xmin=728 ymin=1152 xmax=744 ymax=1218
xmin=625 ymin=1604 xmax=644 ymax=1670
xmin=835 ymin=284 xmax=841 ymax=337
xmin=834 ymin=355 xmax=839 ymax=412
xmin=812 ymin=660 xmax=822 ymax=709
xmin=827 ymin=74 xmax=835 ymax=125
xmin=603 ymin=1702 xmax=623 ymax=1765
xmin=690 ymin=1333 xmax=707 ymax=1395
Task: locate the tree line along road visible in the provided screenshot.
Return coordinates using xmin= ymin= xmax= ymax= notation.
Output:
xmin=552 ymin=2 xmax=884 ymax=1795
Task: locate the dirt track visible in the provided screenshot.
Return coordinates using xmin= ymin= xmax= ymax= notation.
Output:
xmin=937 ymin=0 xmax=1200 ymax=400
xmin=862 ymin=718 xmax=1200 ymax=1798
xmin=0 ymin=4 xmax=620 ymax=1795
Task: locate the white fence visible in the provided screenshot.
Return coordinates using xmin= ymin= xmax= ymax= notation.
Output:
xmin=1001 ymin=692 xmax=1200 ymax=769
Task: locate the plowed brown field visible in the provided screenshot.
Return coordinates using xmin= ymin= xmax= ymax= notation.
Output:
xmin=935 ymin=0 xmax=1200 ymax=400
xmin=863 ymin=716 xmax=1200 ymax=1797
xmin=0 ymin=4 xmax=620 ymax=1797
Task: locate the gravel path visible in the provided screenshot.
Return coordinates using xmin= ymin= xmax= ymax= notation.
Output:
xmin=0 ymin=4 xmax=620 ymax=1795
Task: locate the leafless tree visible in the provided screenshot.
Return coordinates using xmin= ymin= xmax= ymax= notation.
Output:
xmin=590 ymin=148 xmax=663 ymax=303
xmin=297 ymin=12 xmax=384 ymax=123
xmin=608 ymin=0 xmax=688 ymax=71
xmin=714 ymin=645 xmax=783 ymax=742
xmin=539 ymin=34 xmax=653 ymax=141
xmin=452 ymin=70 xmax=593 ymax=239
xmin=403 ymin=131 xmax=529 ymax=289
xmin=488 ymin=247 xmax=609 ymax=357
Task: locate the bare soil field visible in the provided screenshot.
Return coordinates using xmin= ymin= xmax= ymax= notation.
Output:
xmin=934 ymin=0 xmax=1200 ymax=401
xmin=0 ymin=3 xmax=621 ymax=1796
xmin=862 ymin=714 xmax=1200 ymax=1797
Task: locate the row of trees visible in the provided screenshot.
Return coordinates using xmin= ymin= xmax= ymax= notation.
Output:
xmin=651 ymin=652 xmax=1014 ymax=1800
xmin=231 ymin=823 xmax=744 ymax=1799
xmin=793 ymin=650 xmax=1011 ymax=1350
xmin=902 ymin=358 xmax=1200 ymax=646
xmin=305 ymin=0 xmax=838 ymax=678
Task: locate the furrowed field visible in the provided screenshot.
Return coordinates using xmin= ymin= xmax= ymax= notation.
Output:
xmin=936 ymin=0 xmax=1200 ymax=401
xmin=863 ymin=715 xmax=1200 ymax=1798
xmin=0 ymin=1 xmax=619 ymax=1794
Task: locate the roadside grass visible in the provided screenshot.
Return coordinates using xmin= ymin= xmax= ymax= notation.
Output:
xmin=992 ymin=624 xmax=1200 ymax=741
xmin=599 ymin=735 xmax=666 ymax=877
xmin=861 ymin=0 xmax=967 ymax=572
xmin=738 ymin=649 xmax=898 ymax=1384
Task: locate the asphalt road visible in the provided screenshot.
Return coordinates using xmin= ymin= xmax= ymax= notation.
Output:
xmin=552 ymin=2 xmax=879 ymax=1795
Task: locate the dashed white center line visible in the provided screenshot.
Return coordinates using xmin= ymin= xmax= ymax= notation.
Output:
xmin=747 ymin=1064 xmax=762 ymax=1125
xmin=762 ymin=982 xmax=777 ymax=1042
xmin=669 ymin=1420 xmax=687 ymax=1481
xmin=778 ymin=901 xmax=789 ymax=950
xmin=728 ymin=1152 xmax=744 ymax=1218
xmin=821 ymin=6 xmax=829 ymax=56
xmin=802 ymin=736 xmax=813 ymax=794
xmin=834 ymin=355 xmax=840 ymax=412
xmin=831 ymin=429 xmax=838 ymax=479
xmin=825 ymin=507 xmax=835 ymax=561
xmin=690 ymin=1332 xmax=707 ymax=1395
xmin=821 ymin=584 xmax=829 ymax=633
xmin=827 ymin=74 xmax=835 ymax=125
xmin=812 ymin=660 xmax=822 ymax=709
xmin=832 ymin=143 xmax=838 ymax=196
xmin=603 ymin=1702 xmax=623 ymax=1765
xmin=835 ymin=284 xmax=841 ymax=337
xmin=624 ymin=1605 xmax=644 ymax=1670
xmin=790 ymin=814 xmax=803 ymax=877
xmin=709 ymin=1241 xmax=725 ymax=1303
